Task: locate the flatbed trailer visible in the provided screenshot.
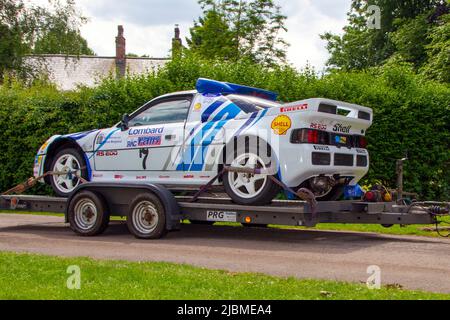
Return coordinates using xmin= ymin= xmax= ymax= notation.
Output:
xmin=1 ymin=182 xmax=447 ymax=239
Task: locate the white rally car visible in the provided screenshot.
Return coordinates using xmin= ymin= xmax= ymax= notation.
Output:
xmin=34 ymin=78 xmax=372 ymax=205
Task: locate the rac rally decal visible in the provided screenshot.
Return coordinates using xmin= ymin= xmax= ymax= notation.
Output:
xmin=280 ymin=104 xmax=308 ymax=113
xmin=128 ymin=127 xmax=164 ymax=136
xmin=333 ymin=123 xmax=351 ymax=133
xmin=271 ymin=115 xmax=291 ymax=135
xmin=127 ymin=136 xmax=161 ymax=147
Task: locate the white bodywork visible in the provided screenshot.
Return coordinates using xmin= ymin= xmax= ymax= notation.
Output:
xmin=34 ymin=91 xmax=373 ymax=190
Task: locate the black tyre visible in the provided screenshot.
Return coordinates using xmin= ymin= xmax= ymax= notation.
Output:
xmin=49 ymin=148 xmax=88 ymax=197
xmin=68 ymin=190 xmax=110 ymax=236
xmin=127 ymin=193 xmax=167 ymax=239
xmin=223 ymin=142 xmax=280 ymax=205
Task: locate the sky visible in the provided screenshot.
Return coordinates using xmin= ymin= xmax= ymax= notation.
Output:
xmin=24 ymin=0 xmax=351 ymax=72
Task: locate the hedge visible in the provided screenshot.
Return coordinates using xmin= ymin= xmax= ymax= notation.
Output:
xmin=0 ymin=56 xmax=448 ymax=199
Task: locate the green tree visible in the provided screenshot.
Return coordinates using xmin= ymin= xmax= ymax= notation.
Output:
xmin=187 ymin=0 xmax=288 ymax=66
xmin=0 ymin=0 xmax=94 ymax=81
xmin=420 ymin=13 xmax=450 ymax=82
xmin=321 ymin=0 xmax=444 ymax=71
xmin=187 ymin=10 xmax=235 ymax=60
xmin=33 ymin=0 xmax=94 ymax=55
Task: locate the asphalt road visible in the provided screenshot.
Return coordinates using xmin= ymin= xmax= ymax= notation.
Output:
xmin=1 ymin=214 xmax=450 ymax=293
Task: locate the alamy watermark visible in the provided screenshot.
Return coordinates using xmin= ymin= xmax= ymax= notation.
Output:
xmin=367 ymin=5 xmax=381 ymax=29
xmin=66 ymin=265 xmax=81 ymax=290
xmin=366 ymin=265 xmax=381 ymax=289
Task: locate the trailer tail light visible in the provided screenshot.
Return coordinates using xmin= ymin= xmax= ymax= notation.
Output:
xmin=291 ymin=129 xmax=328 ymax=145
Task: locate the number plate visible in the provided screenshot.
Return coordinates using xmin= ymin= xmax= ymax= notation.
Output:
xmin=206 ymin=210 xmax=237 ymax=222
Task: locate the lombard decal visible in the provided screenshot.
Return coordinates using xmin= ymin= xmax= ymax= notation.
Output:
xmin=184 ymin=174 xmax=194 ymax=179
xmin=159 ymin=175 xmax=170 ymax=179
xmin=96 ymin=150 xmax=118 ymax=157
xmin=136 ymin=176 xmax=147 ymax=180
xmin=92 ymin=173 xmax=103 ymax=178
xmin=333 ymin=123 xmax=351 ymax=133
xmin=114 ymin=174 xmax=124 ymax=179
xmin=206 ymin=210 xmax=237 ymax=222
xmin=271 ymin=115 xmax=291 ymax=135
xmin=280 ymin=104 xmax=308 ymax=113
xmin=310 ymin=123 xmax=327 ymax=130
xmin=127 ymin=135 xmax=161 ymax=148
xmin=128 ymin=127 xmax=164 ymax=136
xmin=313 ymin=145 xmax=330 ymax=151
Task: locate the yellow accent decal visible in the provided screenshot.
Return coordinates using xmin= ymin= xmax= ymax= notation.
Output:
xmin=194 ymin=103 xmax=202 ymax=111
xmin=271 ymin=115 xmax=291 ymax=135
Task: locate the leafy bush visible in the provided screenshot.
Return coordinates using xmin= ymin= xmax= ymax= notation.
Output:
xmin=0 ymin=56 xmax=448 ymax=199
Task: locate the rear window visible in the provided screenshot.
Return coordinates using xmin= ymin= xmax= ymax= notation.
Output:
xmin=226 ymin=94 xmax=280 ymax=113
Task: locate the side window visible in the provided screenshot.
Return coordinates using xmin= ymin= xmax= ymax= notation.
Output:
xmin=128 ymin=99 xmax=191 ymax=127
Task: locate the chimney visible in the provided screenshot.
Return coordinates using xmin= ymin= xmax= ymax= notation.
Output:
xmin=172 ymin=24 xmax=182 ymax=59
xmin=115 ymin=25 xmax=126 ymax=78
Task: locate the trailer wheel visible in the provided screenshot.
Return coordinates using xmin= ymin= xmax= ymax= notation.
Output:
xmin=68 ymin=190 xmax=109 ymax=236
xmin=127 ymin=193 xmax=167 ymax=239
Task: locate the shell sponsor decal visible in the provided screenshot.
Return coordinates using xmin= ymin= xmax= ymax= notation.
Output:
xmin=271 ymin=115 xmax=291 ymax=135
xmin=280 ymin=103 xmax=308 ymax=113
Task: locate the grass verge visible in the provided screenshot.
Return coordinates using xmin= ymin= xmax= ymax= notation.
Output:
xmin=0 ymin=251 xmax=448 ymax=300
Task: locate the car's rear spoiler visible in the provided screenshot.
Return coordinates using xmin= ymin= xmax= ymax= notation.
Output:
xmin=283 ymin=98 xmax=373 ymax=123
xmin=196 ymin=78 xmax=278 ymax=101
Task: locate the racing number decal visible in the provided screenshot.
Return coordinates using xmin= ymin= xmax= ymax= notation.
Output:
xmin=139 ymin=148 xmax=149 ymax=170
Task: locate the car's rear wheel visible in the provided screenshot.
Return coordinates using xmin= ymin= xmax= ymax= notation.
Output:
xmin=223 ymin=144 xmax=279 ymax=205
xmin=50 ymin=148 xmax=88 ymax=197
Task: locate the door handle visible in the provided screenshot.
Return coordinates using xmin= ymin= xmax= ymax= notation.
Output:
xmin=165 ymin=134 xmax=176 ymax=140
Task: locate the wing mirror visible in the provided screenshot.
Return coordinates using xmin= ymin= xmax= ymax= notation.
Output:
xmin=120 ymin=113 xmax=130 ymax=131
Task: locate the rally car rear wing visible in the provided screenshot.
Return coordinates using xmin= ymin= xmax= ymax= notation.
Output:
xmin=282 ymin=98 xmax=373 ymax=124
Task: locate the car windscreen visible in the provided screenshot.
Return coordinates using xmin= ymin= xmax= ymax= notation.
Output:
xmin=225 ymin=94 xmax=280 ymax=113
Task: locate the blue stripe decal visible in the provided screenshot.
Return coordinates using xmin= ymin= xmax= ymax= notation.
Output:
xmin=201 ymin=98 xmax=226 ymax=122
xmin=181 ymin=102 xmax=242 ymax=171
xmin=89 ymin=128 xmax=120 ymax=159
xmin=232 ymin=112 xmax=258 ymax=138
xmin=65 ymin=129 xmax=98 ymax=141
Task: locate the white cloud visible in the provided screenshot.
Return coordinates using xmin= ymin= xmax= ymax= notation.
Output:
xmin=25 ymin=0 xmax=350 ymax=70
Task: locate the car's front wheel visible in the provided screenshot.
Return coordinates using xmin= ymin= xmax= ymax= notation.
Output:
xmin=223 ymin=145 xmax=280 ymax=205
xmin=49 ymin=148 xmax=88 ymax=197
